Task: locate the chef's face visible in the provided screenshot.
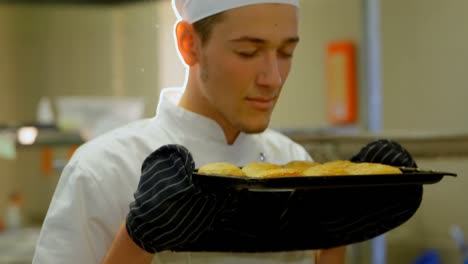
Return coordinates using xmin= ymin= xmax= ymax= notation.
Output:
xmin=195 ymin=4 xmax=299 ymax=135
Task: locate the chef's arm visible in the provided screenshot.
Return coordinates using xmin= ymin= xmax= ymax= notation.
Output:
xmin=102 ymin=223 xmax=154 ymax=264
xmin=103 ymin=145 xmax=218 ymax=260
xmin=313 ymin=246 xmax=346 ymax=264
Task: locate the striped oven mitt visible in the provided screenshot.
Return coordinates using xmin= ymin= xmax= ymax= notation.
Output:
xmin=350 ymin=139 xmax=418 ymax=168
xmin=126 ymin=144 xmax=230 ymax=253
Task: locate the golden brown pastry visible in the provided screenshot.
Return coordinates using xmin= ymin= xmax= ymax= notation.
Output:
xmin=255 ymin=168 xmax=303 ymax=178
xmin=321 ymin=160 xmax=354 ymax=169
xmin=301 ymin=160 xmax=353 ymax=176
xmin=241 ymin=162 xmax=281 ymax=178
xmin=345 ymin=162 xmax=402 ymax=175
xmin=302 ymin=164 xmax=347 ymax=176
xmin=283 ymin=160 xmax=321 ymax=173
xmin=198 ymin=162 xmax=245 ymax=177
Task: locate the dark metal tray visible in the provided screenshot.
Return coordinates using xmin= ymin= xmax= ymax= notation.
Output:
xmin=192 ymin=167 xmax=457 ymax=191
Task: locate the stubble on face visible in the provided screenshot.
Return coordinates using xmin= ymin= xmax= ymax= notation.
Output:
xmin=198 ymin=48 xmax=273 ymax=135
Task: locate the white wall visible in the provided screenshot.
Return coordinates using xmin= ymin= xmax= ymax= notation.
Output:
xmin=155 ymin=1 xmax=187 ymax=90
xmin=380 ymin=1 xmax=468 ymax=263
xmin=381 ymin=0 xmax=468 ymax=133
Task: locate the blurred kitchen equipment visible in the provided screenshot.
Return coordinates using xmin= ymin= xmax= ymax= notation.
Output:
xmin=451 ymin=225 xmax=468 ymax=264
xmin=0 ymin=130 xmax=16 ymax=160
xmin=16 ymin=126 xmax=38 ymax=145
xmin=410 ymin=249 xmax=441 ymax=264
xmin=0 ymin=227 xmax=40 ymax=264
xmin=55 ymin=96 xmax=145 ymax=140
xmin=5 ymin=192 xmax=24 ymax=232
xmin=36 ymin=97 xmax=55 ymax=126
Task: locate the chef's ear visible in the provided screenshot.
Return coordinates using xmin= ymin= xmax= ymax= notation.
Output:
xmin=175 ymin=21 xmax=200 ymax=66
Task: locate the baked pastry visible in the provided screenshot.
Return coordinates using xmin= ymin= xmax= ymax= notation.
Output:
xmin=198 ymin=162 xmax=245 ymax=177
xmin=302 ymin=164 xmax=347 ymax=176
xmin=283 ymin=160 xmax=321 ymax=173
xmin=321 ymin=160 xmax=354 ymax=169
xmin=241 ymin=162 xmax=281 ymax=178
xmin=345 ymin=162 xmax=402 ymax=175
xmin=302 ymin=160 xmax=353 ymax=176
xmin=255 ymin=168 xmax=303 ymax=178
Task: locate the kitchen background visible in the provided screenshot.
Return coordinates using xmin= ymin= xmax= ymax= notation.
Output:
xmin=0 ymin=0 xmax=467 ymax=263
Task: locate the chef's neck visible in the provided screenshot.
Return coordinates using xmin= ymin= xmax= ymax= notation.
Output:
xmin=178 ymin=86 xmax=240 ymax=145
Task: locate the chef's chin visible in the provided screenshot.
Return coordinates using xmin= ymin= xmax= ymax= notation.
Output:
xmin=239 ymin=119 xmax=270 ymax=134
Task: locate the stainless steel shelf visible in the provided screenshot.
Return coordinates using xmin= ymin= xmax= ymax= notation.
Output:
xmin=283 ymin=131 xmax=468 ymax=161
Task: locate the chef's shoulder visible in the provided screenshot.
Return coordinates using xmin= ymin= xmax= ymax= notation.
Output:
xmin=261 ymin=128 xmax=312 ymax=161
xmin=66 ymin=118 xmax=163 ymax=180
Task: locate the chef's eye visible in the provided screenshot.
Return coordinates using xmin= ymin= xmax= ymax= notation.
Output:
xmin=278 ymin=50 xmax=294 ymax=59
xmin=236 ymin=51 xmax=258 ymax=58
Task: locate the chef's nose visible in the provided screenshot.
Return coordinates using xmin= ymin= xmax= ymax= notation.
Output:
xmin=256 ymin=52 xmax=282 ymax=88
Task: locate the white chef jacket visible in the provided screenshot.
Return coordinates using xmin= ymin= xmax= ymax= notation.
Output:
xmin=33 ymin=87 xmax=314 ymax=264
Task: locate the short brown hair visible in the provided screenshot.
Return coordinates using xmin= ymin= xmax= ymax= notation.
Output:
xmin=192 ymin=12 xmax=225 ymax=45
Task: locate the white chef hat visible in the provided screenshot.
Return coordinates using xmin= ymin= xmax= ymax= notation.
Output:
xmin=172 ymin=0 xmax=300 ymax=23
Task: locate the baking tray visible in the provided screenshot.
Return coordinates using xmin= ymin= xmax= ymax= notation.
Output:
xmin=192 ymin=167 xmax=457 ymax=191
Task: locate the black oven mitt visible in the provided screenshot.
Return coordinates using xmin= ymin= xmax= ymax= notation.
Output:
xmin=126 ymin=144 xmax=231 ymax=253
xmin=350 ymin=139 xmax=418 ymax=168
